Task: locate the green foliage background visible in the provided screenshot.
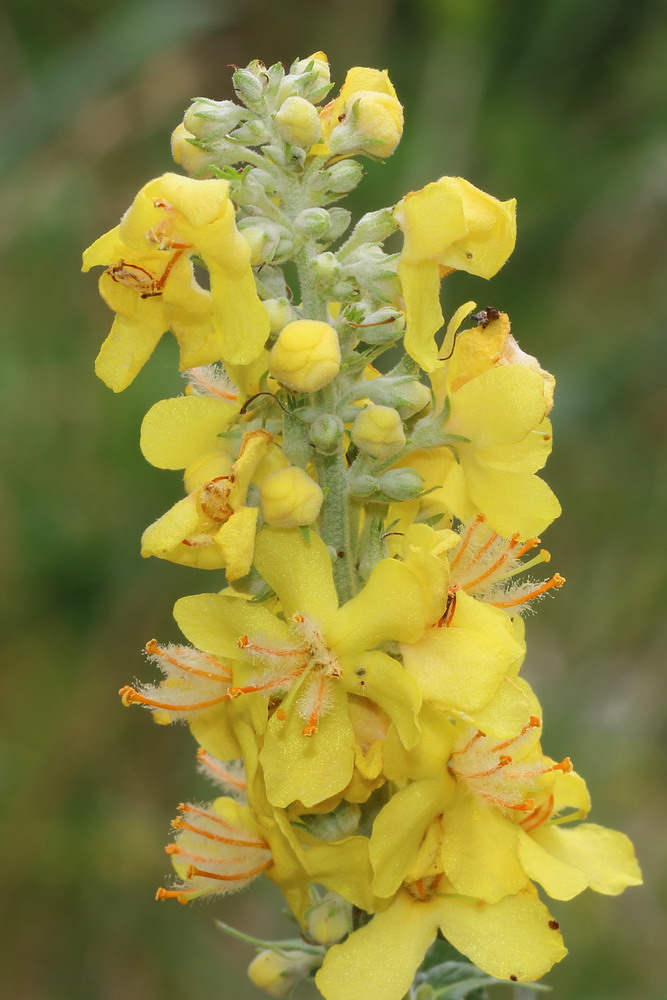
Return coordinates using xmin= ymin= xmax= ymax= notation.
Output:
xmin=1 ymin=1 xmax=665 ymax=996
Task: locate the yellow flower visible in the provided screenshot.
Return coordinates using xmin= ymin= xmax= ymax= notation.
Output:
xmin=141 ymin=429 xmax=274 ymax=579
xmin=394 ymin=178 xmax=516 ymax=371
xmin=269 ymin=319 xmax=341 ymax=392
xmin=82 ymin=172 xmax=269 ymax=390
xmin=314 ymin=67 xmax=403 ymax=158
xmin=260 ymin=466 xmax=324 ymax=527
xmin=173 ymin=527 xmax=427 ymax=808
xmin=401 ymin=363 xmax=561 ymax=538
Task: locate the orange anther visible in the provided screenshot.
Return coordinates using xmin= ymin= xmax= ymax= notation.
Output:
xmin=275 ymin=708 xmax=287 ymax=721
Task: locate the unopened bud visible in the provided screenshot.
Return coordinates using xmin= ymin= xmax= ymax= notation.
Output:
xmin=310 ymin=252 xmax=343 ymax=288
xmin=269 ymin=320 xmax=340 ymax=392
xmin=363 ymin=376 xmax=430 ymax=417
xmin=263 ymin=297 xmax=296 ymax=335
xmin=230 ymin=118 xmax=272 ymax=145
xmin=348 ymin=474 xmax=380 ymax=499
xmin=275 ymin=96 xmax=322 ymax=146
xmin=247 ymin=949 xmax=318 ymax=998
xmin=293 ymin=51 xmax=331 ymax=94
xmin=260 ymin=467 xmax=323 ymax=528
xmin=170 ymin=124 xmax=213 ymax=176
xmin=352 ymin=405 xmax=406 ymax=459
xmin=326 ymin=159 xmax=364 ymax=194
xmin=233 ymin=68 xmax=265 ymax=107
xmin=183 ymin=99 xmax=246 ymax=139
xmin=326 ymin=208 xmax=352 ymax=241
xmin=295 ymin=208 xmax=331 ymax=238
xmin=309 ymin=414 xmax=344 ymax=454
xmin=375 ymin=468 xmax=424 ymax=500
xmin=306 ymin=893 xmax=352 ymax=945
xmin=329 ymin=91 xmax=404 ymax=159
xmin=238 ymin=220 xmax=283 ymax=266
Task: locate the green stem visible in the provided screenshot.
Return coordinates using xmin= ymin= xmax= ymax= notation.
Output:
xmin=214 ymin=920 xmax=324 ymax=956
xmin=315 ymin=448 xmax=356 ymax=602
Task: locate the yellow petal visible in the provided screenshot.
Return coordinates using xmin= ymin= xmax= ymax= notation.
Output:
xmin=253 ymin=527 xmax=339 ymax=624
xmin=95 ymin=312 xmax=166 ymax=393
xmin=517 ymin=828 xmax=589 ymax=901
xmin=370 ymin=777 xmax=452 ymax=897
xmin=215 ymin=506 xmax=258 ymax=580
xmin=448 ymin=366 xmax=548 ymax=449
xmin=141 ymin=495 xmax=201 ymax=557
xmin=398 ymin=259 xmax=444 ymax=373
xmin=462 ymin=460 xmax=562 ymax=537
xmin=441 ymin=792 xmax=526 ymax=902
xmin=434 ymin=888 xmax=567 ymax=982
xmin=174 ymin=592 xmax=289 ymax=658
xmin=402 ymin=592 xmax=522 ymax=713
xmin=316 ymin=892 xmax=440 ymax=1000
xmin=260 ymin=682 xmax=355 ymax=808
xmin=328 ymin=558 xmax=427 ymax=658
xmin=189 ymin=704 xmax=241 ymax=761
xmin=303 ymin=836 xmax=379 ymax=912
xmin=343 ymin=650 xmax=421 ymax=749
xmin=532 ymin=823 xmax=642 ymax=895
xmin=140 ymin=396 xmax=238 ymax=469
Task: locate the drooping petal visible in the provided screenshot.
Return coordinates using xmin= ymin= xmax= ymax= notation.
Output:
xmin=369 ymin=777 xmax=453 ymax=898
xmin=303 ymin=835 xmax=380 ymax=913
xmin=440 ymin=792 xmax=526 ymax=903
xmin=531 ymin=823 xmax=642 ymax=895
xmin=215 ymin=506 xmax=258 ymax=581
xmin=95 ymin=311 xmax=166 ymax=393
xmin=259 ymin=681 xmax=355 ymax=808
xmin=434 ymin=888 xmax=568 ymax=982
xmin=461 ymin=459 xmax=562 ymax=538
xmin=398 ymin=259 xmax=445 ymax=373
xmin=517 ymin=828 xmax=589 ymax=901
xmin=316 ymin=892 xmax=440 ymax=1000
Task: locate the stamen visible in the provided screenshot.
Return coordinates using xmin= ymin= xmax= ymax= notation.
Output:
xmin=171 ymin=818 xmax=268 ymax=849
xmin=145 ymin=639 xmax=232 ymax=681
xmin=155 ymin=887 xmax=194 ymax=904
xmin=185 ymin=861 xmax=272 ymax=882
xmin=118 ymin=686 xmax=229 ymax=712
xmin=500 ymin=548 xmax=550 ymax=581
xmin=196 ymin=749 xmax=247 ymax=790
xmin=185 ymin=366 xmax=239 ymax=401
xmin=237 ymin=635 xmax=309 ymax=658
xmin=520 ymin=793 xmax=555 ymax=832
xmin=463 ymin=534 xmax=520 ymax=590
xmin=450 ymin=514 xmax=485 ymax=569
xmin=165 ymin=845 xmax=245 ymax=864
xmin=437 ymin=586 xmax=459 ymax=628
xmin=227 ymin=665 xmax=308 ymax=699
xmin=301 ymin=673 xmax=329 ymax=737
xmin=490 ymin=716 xmax=540 ymax=753
xmin=490 ymin=573 xmax=565 ymax=608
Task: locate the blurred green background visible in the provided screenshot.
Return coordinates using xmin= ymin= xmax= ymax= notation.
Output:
xmin=2 ymin=0 xmax=665 ymax=997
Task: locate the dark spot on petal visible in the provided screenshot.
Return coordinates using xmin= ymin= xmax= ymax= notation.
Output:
xmin=337 ymin=549 xmax=345 ymax=558
xmin=356 ymin=668 xmax=366 ymax=677
xmin=549 ymin=919 xmax=560 ymax=930
xmin=510 ymin=976 xmax=518 ymax=982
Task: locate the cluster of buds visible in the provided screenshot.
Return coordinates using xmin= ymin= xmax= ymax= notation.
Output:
xmin=85 ymin=53 xmax=641 ymax=1000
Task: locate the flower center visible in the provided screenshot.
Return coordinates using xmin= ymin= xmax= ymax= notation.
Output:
xmin=229 ymin=613 xmax=341 ymax=736
xmin=448 ymin=716 xmax=572 ymax=815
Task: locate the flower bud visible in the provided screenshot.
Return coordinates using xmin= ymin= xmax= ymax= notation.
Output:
xmin=352 ymin=405 xmax=406 ymax=459
xmin=247 ymin=949 xmax=318 ymax=998
xmin=262 ymin=297 xmax=296 ymax=335
xmin=260 ymin=467 xmax=323 ymax=528
xmin=238 ymin=220 xmax=283 ymax=266
xmin=309 ymin=413 xmax=344 ymax=454
xmin=295 ymin=208 xmax=331 ymax=238
xmin=309 ymin=251 xmax=343 ymax=288
xmin=275 ymin=96 xmax=322 ymax=146
xmin=293 ymin=51 xmax=331 ymax=94
xmin=327 ymin=208 xmax=352 ymax=241
xmin=362 ymin=375 xmax=431 ymax=417
xmin=375 ymin=467 xmax=424 ymax=500
xmin=329 ymin=91 xmax=403 ymax=158
xmin=348 ymin=474 xmax=380 ymax=498
xmin=230 ymin=118 xmax=272 ymax=145
xmin=326 ymin=159 xmax=364 ymax=194
xmin=183 ymin=99 xmax=246 ymax=139
xmin=170 ymin=124 xmax=213 ymax=176
xmin=269 ymin=320 xmax=340 ymax=392
xmin=233 ymin=67 xmax=265 ymax=107
xmin=305 ymin=893 xmax=352 ymax=945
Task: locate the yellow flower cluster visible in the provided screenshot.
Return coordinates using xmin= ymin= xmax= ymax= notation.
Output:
xmin=84 ymin=53 xmax=641 ymax=1000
